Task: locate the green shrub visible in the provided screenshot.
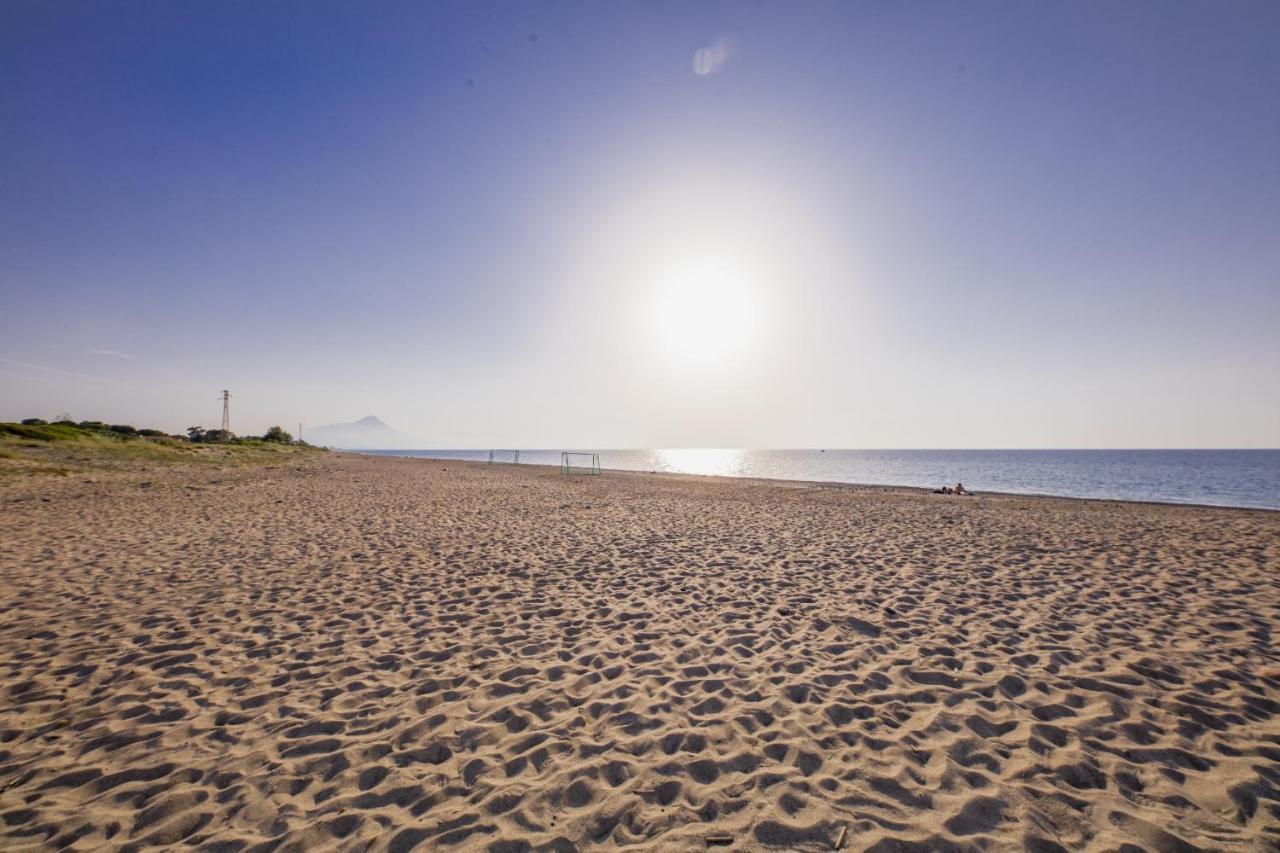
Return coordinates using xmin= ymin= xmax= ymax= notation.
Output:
xmin=262 ymin=425 xmax=293 ymax=443
xmin=1 ymin=422 xmax=87 ymax=441
xmin=21 ymin=418 xmax=47 ymax=425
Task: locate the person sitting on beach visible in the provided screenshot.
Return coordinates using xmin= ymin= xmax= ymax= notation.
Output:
xmin=955 ymin=482 xmax=967 ymax=496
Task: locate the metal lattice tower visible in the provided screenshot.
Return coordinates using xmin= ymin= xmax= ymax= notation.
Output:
xmin=219 ymin=390 xmax=231 ymax=433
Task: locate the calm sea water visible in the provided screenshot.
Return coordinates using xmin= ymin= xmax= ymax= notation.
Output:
xmin=361 ymin=449 xmax=1280 ymax=510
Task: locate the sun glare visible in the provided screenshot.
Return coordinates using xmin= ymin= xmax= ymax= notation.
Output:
xmin=654 ymin=448 xmax=745 ymax=476
xmin=645 ymin=254 xmax=764 ymax=374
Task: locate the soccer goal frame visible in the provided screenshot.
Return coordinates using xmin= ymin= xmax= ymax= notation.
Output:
xmin=560 ymin=451 xmax=601 ymax=475
xmin=488 ymin=449 xmax=520 ymax=464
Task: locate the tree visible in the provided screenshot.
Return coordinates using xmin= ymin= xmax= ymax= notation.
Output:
xmin=187 ymin=426 xmax=206 ymax=442
xmin=262 ymin=426 xmax=293 ymax=443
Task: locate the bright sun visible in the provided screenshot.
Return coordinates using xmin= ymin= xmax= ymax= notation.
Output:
xmin=645 ymin=253 xmax=764 ymax=374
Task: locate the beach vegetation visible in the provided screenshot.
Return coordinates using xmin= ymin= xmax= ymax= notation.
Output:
xmin=1 ymin=422 xmax=90 ymax=441
xmin=262 ymin=425 xmax=293 ymax=443
xmin=1 ymin=417 xmax=325 ymax=479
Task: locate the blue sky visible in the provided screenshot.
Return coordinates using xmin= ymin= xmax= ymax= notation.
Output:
xmin=2 ymin=1 xmax=1277 ymax=446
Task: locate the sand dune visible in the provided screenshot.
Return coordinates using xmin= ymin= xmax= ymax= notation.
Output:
xmin=2 ymin=454 xmax=1279 ymax=851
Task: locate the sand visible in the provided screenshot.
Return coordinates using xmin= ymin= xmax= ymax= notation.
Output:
xmin=1 ymin=453 xmax=1278 ymax=852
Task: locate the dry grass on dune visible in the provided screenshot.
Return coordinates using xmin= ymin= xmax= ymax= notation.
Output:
xmin=0 ymin=425 xmax=322 ymax=479
xmin=1 ymin=454 xmax=1279 ymax=851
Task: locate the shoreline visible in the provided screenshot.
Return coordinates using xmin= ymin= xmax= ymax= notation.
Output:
xmin=352 ymin=450 xmax=1280 ymax=515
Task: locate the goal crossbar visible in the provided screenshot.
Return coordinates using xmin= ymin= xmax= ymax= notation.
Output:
xmin=488 ymin=449 xmax=520 ymax=464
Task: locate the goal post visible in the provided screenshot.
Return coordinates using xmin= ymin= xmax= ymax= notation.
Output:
xmin=560 ymin=451 xmax=601 ymax=475
xmin=488 ymin=449 xmax=520 ymax=464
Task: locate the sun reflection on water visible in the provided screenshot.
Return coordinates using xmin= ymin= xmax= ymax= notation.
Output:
xmin=653 ymin=448 xmax=745 ymax=477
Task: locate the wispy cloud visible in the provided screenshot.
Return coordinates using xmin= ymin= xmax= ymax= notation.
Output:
xmin=693 ymin=36 xmax=734 ymax=77
xmin=0 ymin=357 xmax=101 ymax=382
xmin=87 ymin=348 xmax=133 ymax=359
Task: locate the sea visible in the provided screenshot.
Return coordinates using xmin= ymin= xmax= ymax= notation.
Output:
xmin=359 ymin=449 xmax=1280 ymax=511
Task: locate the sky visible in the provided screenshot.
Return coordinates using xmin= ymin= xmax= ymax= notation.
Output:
xmin=2 ymin=1 xmax=1278 ymax=448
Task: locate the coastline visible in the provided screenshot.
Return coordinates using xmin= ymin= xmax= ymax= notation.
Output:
xmin=3 ymin=452 xmax=1278 ymax=850
xmin=355 ymin=450 xmax=1280 ymax=514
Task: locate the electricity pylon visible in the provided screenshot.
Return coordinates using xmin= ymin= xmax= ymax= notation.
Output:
xmin=220 ymin=390 xmax=231 ymax=433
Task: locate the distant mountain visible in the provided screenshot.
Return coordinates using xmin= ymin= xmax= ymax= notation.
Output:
xmin=305 ymin=416 xmax=417 ymax=450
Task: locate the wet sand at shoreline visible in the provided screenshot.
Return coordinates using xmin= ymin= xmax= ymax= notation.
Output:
xmin=2 ymin=453 xmax=1278 ymax=851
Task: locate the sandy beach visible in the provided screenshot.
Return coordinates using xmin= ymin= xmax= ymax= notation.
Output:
xmin=1 ymin=453 xmax=1278 ymax=852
